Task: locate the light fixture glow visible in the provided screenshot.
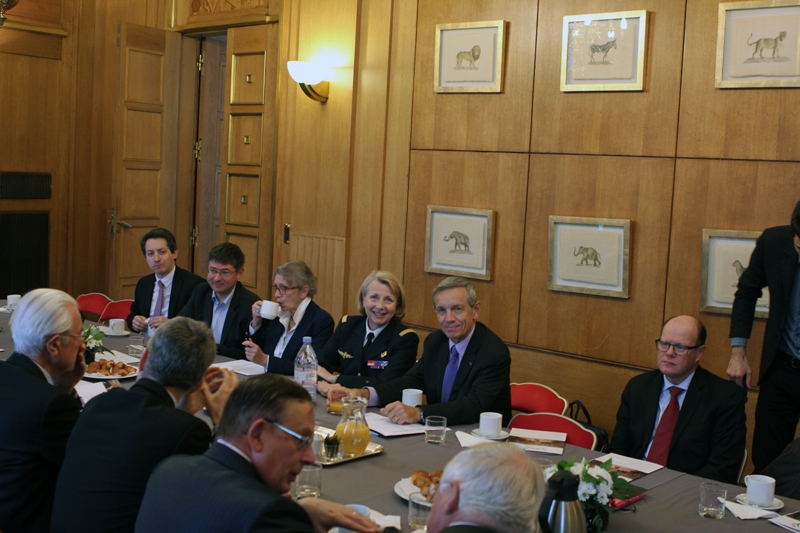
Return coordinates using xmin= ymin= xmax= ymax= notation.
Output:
xmin=287 ymin=61 xmax=330 ymax=103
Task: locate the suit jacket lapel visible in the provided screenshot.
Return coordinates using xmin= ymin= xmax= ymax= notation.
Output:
xmin=167 ymin=268 xmax=182 ymax=317
xmin=782 ymin=239 xmax=797 ymax=299
xmin=142 ymin=274 xmax=156 ymax=316
xmin=433 ymin=339 xmax=451 ymax=403
xmin=202 ymin=286 xmax=214 ymax=326
xmin=671 ymin=368 xmax=705 ymax=449
xmin=220 ymin=283 xmax=242 ymax=345
xmin=352 ymin=318 xmax=368 ymax=369
xmin=365 ymin=320 xmax=392 ymax=362
xmin=451 ymin=325 xmax=482 ymax=398
xmin=640 ymin=371 xmax=662 ymax=454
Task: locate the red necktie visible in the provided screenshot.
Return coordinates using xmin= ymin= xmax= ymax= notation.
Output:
xmin=648 ymin=387 xmax=682 ymax=467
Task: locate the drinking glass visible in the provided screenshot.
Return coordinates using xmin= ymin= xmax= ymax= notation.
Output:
xmin=698 ymin=482 xmax=726 ymax=519
xmin=408 ymin=492 xmax=432 ymax=530
xmin=424 ymin=416 xmax=447 ymax=445
xmin=294 ymin=464 xmax=322 ymax=499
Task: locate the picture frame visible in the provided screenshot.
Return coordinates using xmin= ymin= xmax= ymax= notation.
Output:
xmin=548 ymin=216 xmax=631 ymax=299
xmin=560 ymin=10 xmax=648 ymax=92
xmin=715 ymin=0 xmax=800 ymax=89
xmin=701 ymin=229 xmax=769 ymax=317
xmin=424 ymin=206 xmax=495 ymax=280
xmin=434 ymin=20 xmax=506 ymax=93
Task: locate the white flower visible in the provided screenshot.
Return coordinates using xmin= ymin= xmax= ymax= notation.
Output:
xmin=569 ymin=462 xmax=585 ymax=477
xmin=597 ymin=481 xmax=612 ymax=496
xmin=597 ymin=491 xmax=609 ymax=505
xmin=588 ymin=466 xmax=613 ymax=485
xmin=577 ymin=482 xmax=596 ymax=501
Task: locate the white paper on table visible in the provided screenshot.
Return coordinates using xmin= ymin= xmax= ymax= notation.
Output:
xmin=455 ymin=430 xmax=489 ymax=448
xmin=108 ymin=350 xmax=142 ymax=364
xmin=364 ymin=412 xmax=426 ymax=436
xmin=75 ymin=381 xmax=108 ymax=405
xmin=507 ymin=428 xmax=567 ymax=454
xmin=592 ymin=453 xmax=662 ymax=481
xmin=212 ymin=360 xmax=265 ymax=376
xmin=769 ymin=511 xmax=800 ymax=529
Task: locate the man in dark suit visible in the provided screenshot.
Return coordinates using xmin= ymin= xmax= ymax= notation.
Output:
xmin=762 ymin=437 xmax=800 ymax=500
xmin=427 ymin=443 xmax=543 ymax=533
xmin=179 ymin=242 xmax=260 ymax=359
xmin=127 ymin=228 xmax=205 ymax=334
xmin=51 ymin=317 xmax=238 ymax=533
xmin=728 ymin=200 xmax=800 ymax=472
xmin=0 ymin=289 xmax=86 ymax=533
xmin=330 ymin=277 xmax=511 ymax=426
xmin=609 ymin=316 xmax=746 ymax=484
xmin=243 ymin=260 xmax=334 ymax=375
xmin=134 ymin=374 xmax=380 ymax=533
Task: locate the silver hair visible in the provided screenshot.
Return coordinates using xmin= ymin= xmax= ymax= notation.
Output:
xmin=273 ymin=260 xmax=317 ymax=298
xmin=439 ymin=442 xmax=544 ymax=533
xmin=142 ymin=317 xmax=216 ymax=392
xmin=432 ymin=276 xmax=477 ymax=308
xmin=11 ymin=288 xmax=78 ymax=356
xmin=357 ymin=270 xmax=406 ymax=319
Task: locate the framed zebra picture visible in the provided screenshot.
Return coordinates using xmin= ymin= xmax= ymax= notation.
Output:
xmin=548 ymin=216 xmax=631 ymax=299
xmin=701 ymin=229 xmax=769 ymax=317
xmin=560 ymin=10 xmax=648 ymax=92
xmin=424 ymin=206 xmax=495 ymax=280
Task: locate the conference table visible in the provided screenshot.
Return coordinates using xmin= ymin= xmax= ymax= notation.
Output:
xmin=1 ymin=308 xmax=799 ymax=532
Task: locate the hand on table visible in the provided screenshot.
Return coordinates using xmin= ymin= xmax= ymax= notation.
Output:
xmin=727 ymin=346 xmax=752 ymax=388
xmin=317 ymin=380 xmax=334 ymax=397
xmin=131 ymin=315 xmax=149 ymax=332
xmin=380 ymin=401 xmax=422 ymax=425
xmin=297 ymin=498 xmax=380 ymax=533
xmin=243 ymin=340 xmax=268 ymax=366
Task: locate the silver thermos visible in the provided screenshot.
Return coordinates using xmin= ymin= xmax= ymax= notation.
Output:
xmin=539 ymin=470 xmax=587 ymax=533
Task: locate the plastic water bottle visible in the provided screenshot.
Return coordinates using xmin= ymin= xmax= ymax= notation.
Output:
xmin=294 ymin=336 xmax=317 ymax=400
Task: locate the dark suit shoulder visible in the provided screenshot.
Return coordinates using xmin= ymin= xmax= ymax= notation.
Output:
xmin=174 ymin=265 xmax=205 ymax=284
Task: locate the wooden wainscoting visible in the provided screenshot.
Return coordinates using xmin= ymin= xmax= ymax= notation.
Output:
xmin=289 ymin=233 xmax=347 ymax=320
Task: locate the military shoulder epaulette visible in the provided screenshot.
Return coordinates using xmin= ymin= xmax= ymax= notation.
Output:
xmin=341 ymin=315 xmax=350 ymax=323
xmin=399 ymin=328 xmax=414 ymax=337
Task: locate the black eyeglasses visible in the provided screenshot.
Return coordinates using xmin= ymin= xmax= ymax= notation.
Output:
xmin=264 ymin=418 xmax=313 ymax=449
xmin=655 ymin=339 xmax=703 ymax=356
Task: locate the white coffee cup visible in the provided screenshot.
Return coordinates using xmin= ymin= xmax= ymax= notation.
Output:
xmin=6 ymin=294 xmax=21 ymax=308
xmin=260 ymin=300 xmax=280 ymax=320
xmin=109 ymin=319 xmax=126 ymax=335
xmin=402 ymin=388 xmax=423 ymax=407
xmin=479 ymin=412 xmax=503 ymax=438
xmin=744 ymin=474 xmax=775 ymax=506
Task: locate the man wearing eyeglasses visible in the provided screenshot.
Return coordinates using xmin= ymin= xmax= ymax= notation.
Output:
xmin=609 ymin=315 xmax=746 ymax=484
xmin=180 ymin=242 xmax=260 ymax=359
xmin=135 ymin=374 xmax=380 ymax=533
xmin=0 ymin=289 xmax=86 ymax=533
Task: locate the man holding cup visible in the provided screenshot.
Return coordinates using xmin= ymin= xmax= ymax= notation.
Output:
xmin=329 ymin=277 xmax=511 ymax=427
xmin=127 ymin=228 xmax=205 ymax=334
xmin=608 ymin=316 xmax=747 ymax=483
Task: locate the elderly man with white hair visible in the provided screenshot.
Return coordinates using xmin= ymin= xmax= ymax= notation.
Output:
xmin=427 ymin=442 xmax=545 ymax=533
xmin=0 ymin=288 xmax=86 ymax=533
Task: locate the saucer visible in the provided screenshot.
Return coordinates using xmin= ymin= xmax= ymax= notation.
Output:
xmin=735 ymin=493 xmax=784 ymax=510
xmin=471 ymin=428 xmax=509 ymax=441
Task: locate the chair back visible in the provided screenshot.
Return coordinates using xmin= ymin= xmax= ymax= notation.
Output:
xmin=100 ymin=300 xmax=134 ymax=321
xmin=511 ymin=382 xmax=568 ymax=415
xmin=508 ymin=412 xmax=598 ymax=450
xmin=76 ymin=293 xmax=112 ymax=319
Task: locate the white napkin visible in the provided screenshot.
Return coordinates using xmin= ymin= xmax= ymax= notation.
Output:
xmin=455 ymin=430 xmax=486 ymax=448
xmin=369 ymin=509 xmax=401 ymax=531
xmin=724 ymin=500 xmax=779 ymax=519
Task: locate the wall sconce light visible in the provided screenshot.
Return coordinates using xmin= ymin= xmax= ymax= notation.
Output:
xmin=287 ymin=61 xmax=329 ymax=103
xmin=0 ymin=0 xmax=20 ymax=27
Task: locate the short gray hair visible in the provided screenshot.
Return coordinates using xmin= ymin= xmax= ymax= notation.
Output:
xmin=11 ymin=289 xmax=78 ymax=356
xmin=432 ymin=276 xmax=477 ymax=308
xmin=142 ymin=317 xmax=216 ymax=392
xmin=217 ymin=374 xmax=311 ymax=440
xmin=440 ymin=443 xmax=544 ymax=533
xmin=273 ymin=260 xmax=318 ymax=298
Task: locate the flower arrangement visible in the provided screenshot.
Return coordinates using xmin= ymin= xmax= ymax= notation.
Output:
xmin=543 ymin=457 xmax=641 ymax=532
xmin=82 ymin=323 xmax=111 ymax=363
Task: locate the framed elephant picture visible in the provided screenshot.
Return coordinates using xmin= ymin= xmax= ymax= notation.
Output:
xmin=425 ymin=206 xmax=495 ymax=280
xmin=701 ymin=229 xmax=769 ymax=317
xmin=434 ymin=20 xmax=506 ymax=93
xmin=548 ymin=216 xmax=631 ymax=299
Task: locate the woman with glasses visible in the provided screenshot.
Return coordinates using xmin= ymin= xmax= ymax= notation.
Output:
xmin=316 ymin=271 xmax=419 ymax=396
xmin=243 ymin=260 xmax=334 ymax=375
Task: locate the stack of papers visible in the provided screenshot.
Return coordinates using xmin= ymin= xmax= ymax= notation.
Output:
xmin=507 ymin=428 xmax=567 ymax=454
xmin=592 ymin=453 xmax=662 ymax=481
xmin=364 ymin=412 xmax=426 ymax=437
xmin=211 ymin=360 xmax=265 ymax=376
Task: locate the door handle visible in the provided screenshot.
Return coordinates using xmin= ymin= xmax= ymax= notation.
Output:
xmin=117 ymin=220 xmax=132 ymax=229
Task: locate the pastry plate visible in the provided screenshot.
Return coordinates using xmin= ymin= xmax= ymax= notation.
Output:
xmin=471 ymin=428 xmax=510 ymax=441
xmin=84 ymin=369 xmax=138 ymax=380
xmin=735 ymin=493 xmax=784 ymax=510
xmin=98 ymin=326 xmax=131 ymax=337
xmin=314 ymin=426 xmax=383 ymax=466
xmin=394 ymin=478 xmax=419 ymax=501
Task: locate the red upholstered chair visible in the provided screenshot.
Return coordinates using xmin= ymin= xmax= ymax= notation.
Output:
xmin=511 ymin=383 xmax=568 ymax=415
xmin=508 ymin=412 xmax=598 ymax=450
xmin=99 ymin=300 xmax=134 ymax=321
xmin=76 ymin=293 xmax=112 ymax=321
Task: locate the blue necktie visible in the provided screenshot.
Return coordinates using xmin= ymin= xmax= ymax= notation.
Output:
xmin=441 ymin=345 xmax=460 ymax=403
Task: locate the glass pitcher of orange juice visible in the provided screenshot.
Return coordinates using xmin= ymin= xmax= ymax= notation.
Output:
xmin=334 ymin=396 xmax=370 ymax=457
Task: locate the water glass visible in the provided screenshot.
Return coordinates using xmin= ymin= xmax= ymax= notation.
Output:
xmin=128 ymin=335 xmax=145 ymax=358
xmin=698 ymin=482 xmax=726 ymax=519
xmin=425 ymin=416 xmax=447 ymax=445
xmin=408 ymin=492 xmax=432 ymax=530
xmin=294 ymin=464 xmax=322 ymax=499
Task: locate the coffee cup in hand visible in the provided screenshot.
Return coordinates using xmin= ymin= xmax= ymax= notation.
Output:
xmin=259 ymin=300 xmax=280 ymax=320
xmin=744 ymin=475 xmax=775 ymax=507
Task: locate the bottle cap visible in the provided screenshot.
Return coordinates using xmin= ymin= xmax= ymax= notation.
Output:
xmin=303 ymin=336 xmax=312 ymax=343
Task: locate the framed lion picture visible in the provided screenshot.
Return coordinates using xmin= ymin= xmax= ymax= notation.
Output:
xmin=434 ymin=20 xmax=506 ymax=93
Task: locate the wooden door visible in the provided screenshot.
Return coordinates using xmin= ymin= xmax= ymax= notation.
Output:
xmin=192 ymin=38 xmax=227 ymax=274
xmin=108 ymin=23 xmax=182 ymax=299
xmin=218 ymin=23 xmax=278 ymax=297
